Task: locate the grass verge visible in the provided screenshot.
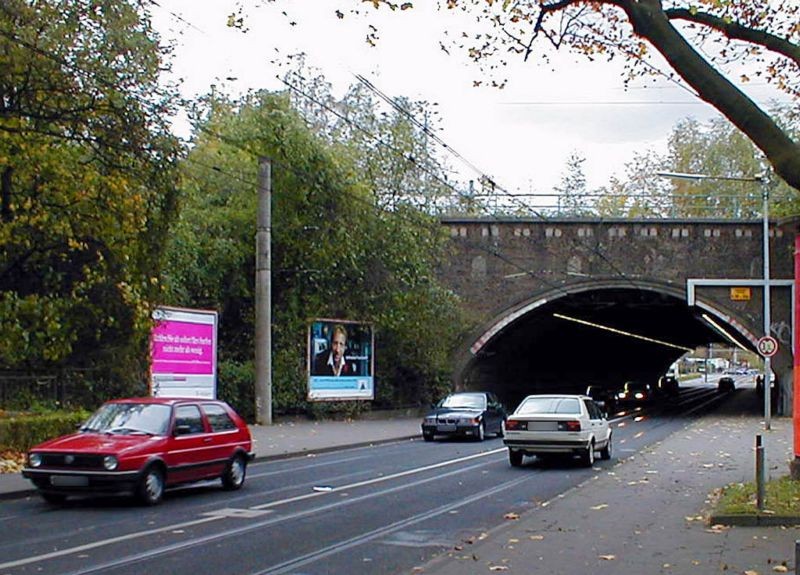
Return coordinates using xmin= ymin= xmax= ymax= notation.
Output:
xmin=714 ymin=475 xmax=800 ymax=516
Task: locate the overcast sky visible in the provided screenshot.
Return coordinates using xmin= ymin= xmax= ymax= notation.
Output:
xmin=150 ymin=1 xmax=784 ymax=203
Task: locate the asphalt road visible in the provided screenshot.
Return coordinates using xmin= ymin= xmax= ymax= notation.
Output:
xmin=0 ymin=379 xmax=748 ymax=575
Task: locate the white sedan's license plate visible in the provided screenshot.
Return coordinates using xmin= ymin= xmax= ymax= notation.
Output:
xmin=527 ymin=421 xmax=558 ymax=431
xmin=51 ymin=475 xmax=89 ymax=487
xmin=437 ymin=424 xmax=456 ymax=432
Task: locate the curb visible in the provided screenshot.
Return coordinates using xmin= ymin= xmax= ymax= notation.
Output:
xmin=709 ymin=514 xmax=800 ymax=527
xmin=249 ymin=434 xmax=421 ymax=463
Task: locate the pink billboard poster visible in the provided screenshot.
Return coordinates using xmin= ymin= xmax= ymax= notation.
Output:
xmin=151 ymin=320 xmax=215 ymax=376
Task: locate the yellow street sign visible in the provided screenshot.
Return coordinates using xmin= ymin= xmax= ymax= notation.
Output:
xmin=730 ymin=287 xmax=751 ymax=301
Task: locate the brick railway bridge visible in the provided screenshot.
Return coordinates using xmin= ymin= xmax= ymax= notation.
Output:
xmin=437 ymin=216 xmax=798 ymax=415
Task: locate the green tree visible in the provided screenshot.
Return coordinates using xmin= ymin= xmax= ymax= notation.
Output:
xmin=0 ymin=1 xmax=181 ymax=383
xmin=553 ymin=151 xmax=589 ymax=215
xmin=665 ymin=111 xmax=798 ymax=217
xmin=280 ymin=60 xmax=467 ymax=216
xmin=165 ymin=89 xmax=467 ymax=416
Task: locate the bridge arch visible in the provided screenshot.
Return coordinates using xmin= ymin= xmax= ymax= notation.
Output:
xmin=453 ymin=279 xmax=766 ymax=409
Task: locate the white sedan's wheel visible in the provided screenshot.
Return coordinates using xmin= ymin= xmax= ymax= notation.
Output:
xmin=582 ymin=442 xmax=595 ymax=467
xmin=600 ymin=434 xmax=613 ymax=460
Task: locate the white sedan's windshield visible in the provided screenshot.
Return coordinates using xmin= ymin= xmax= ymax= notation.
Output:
xmin=516 ymin=397 xmax=581 ymax=415
xmin=81 ymin=403 xmax=171 ymax=435
xmin=440 ymin=393 xmax=486 ymax=409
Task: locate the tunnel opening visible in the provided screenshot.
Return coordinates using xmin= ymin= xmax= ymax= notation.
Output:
xmin=462 ymin=286 xmax=761 ymax=411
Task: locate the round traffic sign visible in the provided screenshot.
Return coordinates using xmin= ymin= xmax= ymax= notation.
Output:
xmin=757 ymin=336 xmax=778 ymax=357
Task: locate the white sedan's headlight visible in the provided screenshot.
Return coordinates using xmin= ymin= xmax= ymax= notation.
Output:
xmin=29 ymin=453 xmax=42 ymax=468
xmin=103 ymin=455 xmax=119 ymax=471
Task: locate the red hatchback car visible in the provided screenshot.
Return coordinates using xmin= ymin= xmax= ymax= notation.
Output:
xmin=22 ymin=397 xmax=253 ymax=505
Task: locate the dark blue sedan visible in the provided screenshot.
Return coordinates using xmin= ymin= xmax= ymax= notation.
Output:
xmin=421 ymin=391 xmax=507 ymax=442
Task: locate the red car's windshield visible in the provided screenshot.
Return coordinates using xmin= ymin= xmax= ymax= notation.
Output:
xmin=81 ymin=403 xmax=172 ymax=436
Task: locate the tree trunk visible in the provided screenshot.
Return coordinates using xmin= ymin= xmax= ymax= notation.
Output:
xmin=624 ymin=0 xmax=800 ymax=191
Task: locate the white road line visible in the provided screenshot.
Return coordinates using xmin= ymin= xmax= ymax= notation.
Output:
xmin=249 ymin=447 xmax=505 ymax=510
xmin=0 ymin=448 xmax=504 ymax=572
xmin=251 ymin=474 xmax=534 ymax=575
xmin=0 ymin=515 xmax=224 ymax=570
xmin=247 ymin=454 xmax=370 ymax=478
xmin=59 ymin=456 xmax=510 ymax=575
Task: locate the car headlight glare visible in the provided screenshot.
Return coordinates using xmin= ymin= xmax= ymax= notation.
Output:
xmin=103 ymin=455 xmax=118 ymax=471
xmin=29 ymin=453 xmax=42 ymax=468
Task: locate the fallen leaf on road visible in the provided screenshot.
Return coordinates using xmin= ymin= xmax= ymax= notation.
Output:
xmin=508 ymin=538 xmax=519 ymax=544
xmin=591 ymin=504 xmax=608 ymax=510
xmin=504 ymin=512 xmax=520 ymax=520
xmin=599 ymin=554 xmax=616 ymax=561
xmin=489 ymin=567 xmax=509 ymax=571
xmin=529 ymin=535 xmax=544 ymax=541
xmin=773 ymin=566 xmax=788 ymax=573
xmin=744 ymin=570 xmax=759 ymax=575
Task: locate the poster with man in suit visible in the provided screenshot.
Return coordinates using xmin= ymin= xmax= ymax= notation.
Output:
xmin=308 ymin=319 xmax=373 ymax=401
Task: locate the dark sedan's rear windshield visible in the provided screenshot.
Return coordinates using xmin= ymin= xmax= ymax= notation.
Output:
xmin=516 ymin=397 xmax=581 ymax=415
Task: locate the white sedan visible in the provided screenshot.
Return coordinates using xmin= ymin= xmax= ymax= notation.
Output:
xmin=503 ymin=394 xmax=612 ymax=467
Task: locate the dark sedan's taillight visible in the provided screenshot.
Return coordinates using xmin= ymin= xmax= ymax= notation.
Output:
xmin=505 ymin=419 xmax=524 ymax=431
xmin=558 ymin=420 xmax=582 ymax=432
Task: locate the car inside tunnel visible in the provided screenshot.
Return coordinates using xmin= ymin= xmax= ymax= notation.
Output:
xmin=462 ymin=287 xmax=758 ymax=411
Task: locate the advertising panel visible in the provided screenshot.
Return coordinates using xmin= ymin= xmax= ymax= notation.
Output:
xmin=150 ymin=306 xmax=218 ymax=398
xmin=308 ymin=319 xmax=374 ymax=401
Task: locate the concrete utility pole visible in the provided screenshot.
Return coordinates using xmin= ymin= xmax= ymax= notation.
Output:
xmin=255 ymin=158 xmax=272 ymax=425
xmin=762 ymin=178 xmax=772 ymax=430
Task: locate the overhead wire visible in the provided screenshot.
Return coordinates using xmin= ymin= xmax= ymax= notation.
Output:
xmin=348 ymin=72 xmax=644 ymax=289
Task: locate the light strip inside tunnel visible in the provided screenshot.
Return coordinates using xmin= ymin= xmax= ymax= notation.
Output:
xmin=553 ymin=313 xmax=695 ymax=352
xmin=701 ymin=313 xmax=750 ymax=352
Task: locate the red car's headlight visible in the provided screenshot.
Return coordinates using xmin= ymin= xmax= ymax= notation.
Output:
xmin=103 ymin=456 xmax=119 ymax=471
xmin=28 ymin=453 xmax=42 ymax=468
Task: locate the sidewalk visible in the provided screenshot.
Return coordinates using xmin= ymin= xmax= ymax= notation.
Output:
xmin=421 ymin=413 xmax=800 ymax=575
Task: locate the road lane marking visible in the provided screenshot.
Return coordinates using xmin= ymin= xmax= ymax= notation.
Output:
xmin=1 ymin=449 xmax=505 ymax=572
xmin=249 ymin=474 xmax=534 ymax=575
xmin=202 ymin=508 xmax=273 ymax=519
xmin=0 ymin=515 xmax=224 ymax=570
xmin=247 ymin=454 xmax=370 ymax=478
xmin=50 ymin=456 xmax=510 ymax=575
xmin=249 ymin=447 xmax=505 ymax=510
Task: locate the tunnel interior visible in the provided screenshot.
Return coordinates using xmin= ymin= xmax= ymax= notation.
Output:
xmin=465 ymin=287 xmax=753 ymax=410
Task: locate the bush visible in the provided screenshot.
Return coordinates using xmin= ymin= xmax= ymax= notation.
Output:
xmin=0 ymin=411 xmax=90 ymax=451
xmin=217 ymin=360 xmax=255 ymax=423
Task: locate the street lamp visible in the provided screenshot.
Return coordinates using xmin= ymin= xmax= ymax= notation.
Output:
xmin=657 ymin=171 xmax=771 ymax=429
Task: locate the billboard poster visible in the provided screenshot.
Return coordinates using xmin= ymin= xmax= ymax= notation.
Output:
xmin=150 ymin=306 xmax=218 ymax=398
xmin=308 ymin=319 xmax=374 ymax=401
